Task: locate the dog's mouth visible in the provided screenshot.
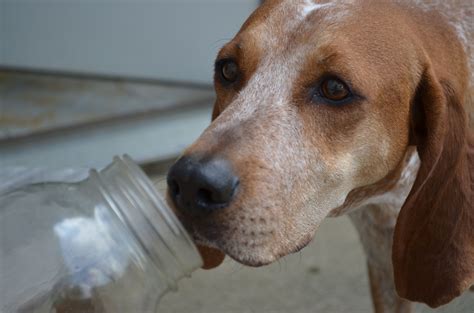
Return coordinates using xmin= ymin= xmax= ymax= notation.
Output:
xmin=190 ymin=224 xmax=276 ymax=268
xmin=168 ymin=190 xmax=314 ymax=268
xmin=190 ymin=220 xmax=315 ymax=268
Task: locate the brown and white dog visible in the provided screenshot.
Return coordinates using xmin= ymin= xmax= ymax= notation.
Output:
xmin=166 ymin=1 xmax=473 ymax=312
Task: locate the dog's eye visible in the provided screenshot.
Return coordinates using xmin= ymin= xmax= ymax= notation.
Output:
xmin=320 ymin=78 xmax=350 ymax=102
xmin=218 ymin=60 xmax=239 ymax=83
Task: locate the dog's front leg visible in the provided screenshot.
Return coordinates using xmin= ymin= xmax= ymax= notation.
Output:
xmin=349 ymin=205 xmax=412 ymax=313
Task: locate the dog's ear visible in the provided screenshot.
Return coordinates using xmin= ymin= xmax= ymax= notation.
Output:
xmin=392 ymin=66 xmax=474 ymax=308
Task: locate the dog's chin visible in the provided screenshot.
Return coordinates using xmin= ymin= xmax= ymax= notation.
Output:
xmin=222 ymin=245 xmax=277 ymax=267
xmin=193 ymin=230 xmax=314 ymax=268
xmin=222 ymin=241 xmax=313 ymax=267
xmin=237 ymin=236 xmax=314 ymax=267
xmin=228 ymin=253 xmax=277 ymax=267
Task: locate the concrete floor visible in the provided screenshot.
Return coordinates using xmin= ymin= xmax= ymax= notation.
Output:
xmin=159 ymin=216 xmax=474 ymax=313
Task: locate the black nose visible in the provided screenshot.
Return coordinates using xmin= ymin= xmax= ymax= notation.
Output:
xmin=167 ymin=156 xmax=239 ymax=216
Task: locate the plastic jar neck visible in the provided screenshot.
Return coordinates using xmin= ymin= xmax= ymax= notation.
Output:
xmin=87 ymin=155 xmax=202 ymax=291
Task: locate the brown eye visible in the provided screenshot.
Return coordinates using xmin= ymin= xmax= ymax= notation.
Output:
xmin=320 ymin=78 xmax=350 ymax=101
xmin=220 ymin=60 xmax=239 ymax=83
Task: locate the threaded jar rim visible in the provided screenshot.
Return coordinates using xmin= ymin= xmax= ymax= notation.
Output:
xmin=89 ymin=155 xmax=202 ymax=291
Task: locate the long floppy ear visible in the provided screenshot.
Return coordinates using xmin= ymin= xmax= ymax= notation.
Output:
xmin=392 ymin=67 xmax=474 ymax=308
xmin=392 ymin=69 xmax=474 ymax=307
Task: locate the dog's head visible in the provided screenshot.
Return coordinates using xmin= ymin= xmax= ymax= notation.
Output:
xmin=167 ymin=0 xmax=473 ymax=307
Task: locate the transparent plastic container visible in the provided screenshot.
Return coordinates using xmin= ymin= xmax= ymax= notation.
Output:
xmin=0 ymin=155 xmax=202 ymax=313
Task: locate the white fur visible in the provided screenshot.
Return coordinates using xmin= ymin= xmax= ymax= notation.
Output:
xmin=301 ymin=0 xmax=333 ymax=17
xmin=363 ymin=152 xmax=419 ymax=207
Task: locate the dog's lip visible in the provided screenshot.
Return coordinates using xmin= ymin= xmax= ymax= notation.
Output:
xmin=190 ymin=230 xmax=228 ymax=269
xmin=196 ymin=244 xmax=226 ymax=269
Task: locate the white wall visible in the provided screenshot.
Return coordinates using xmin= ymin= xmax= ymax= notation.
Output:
xmin=0 ymin=0 xmax=258 ymax=84
xmin=0 ymin=1 xmax=4 ymax=62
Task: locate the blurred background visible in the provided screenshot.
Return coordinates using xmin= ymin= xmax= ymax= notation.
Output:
xmin=0 ymin=1 xmax=472 ymax=312
xmin=0 ymin=0 xmax=258 ymax=169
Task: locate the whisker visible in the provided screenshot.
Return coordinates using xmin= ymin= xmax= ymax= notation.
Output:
xmin=212 ymin=38 xmax=233 ymax=48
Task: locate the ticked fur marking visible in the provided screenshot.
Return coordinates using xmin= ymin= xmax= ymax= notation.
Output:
xmin=301 ymin=0 xmax=334 ymax=17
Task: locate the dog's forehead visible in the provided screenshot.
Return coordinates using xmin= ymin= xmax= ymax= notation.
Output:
xmin=213 ymin=0 xmax=362 ymax=128
xmin=241 ymin=0 xmax=355 ymax=50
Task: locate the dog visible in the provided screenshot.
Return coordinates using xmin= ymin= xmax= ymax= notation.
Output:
xmin=166 ymin=1 xmax=473 ymax=312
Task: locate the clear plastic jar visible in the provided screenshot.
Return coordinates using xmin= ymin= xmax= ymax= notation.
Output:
xmin=0 ymin=155 xmax=202 ymax=313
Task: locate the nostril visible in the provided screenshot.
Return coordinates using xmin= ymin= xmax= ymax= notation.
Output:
xmin=197 ymin=188 xmax=214 ymax=206
xmin=196 ymin=177 xmax=239 ymax=209
xmin=168 ymin=179 xmax=180 ymax=198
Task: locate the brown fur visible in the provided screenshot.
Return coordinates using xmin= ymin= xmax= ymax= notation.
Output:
xmin=393 ymin=71 xmax=474 ymax=307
